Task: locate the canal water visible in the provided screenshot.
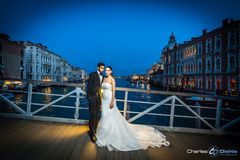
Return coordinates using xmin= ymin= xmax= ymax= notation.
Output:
xmin=2 ymin=78 xmax=239 ymax=131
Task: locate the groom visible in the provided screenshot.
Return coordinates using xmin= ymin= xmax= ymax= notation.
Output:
xmin=87 ymin=62 xmax=105 ymax=142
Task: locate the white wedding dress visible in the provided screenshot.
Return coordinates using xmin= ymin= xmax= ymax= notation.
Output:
xmin=96 ymin=82 xmax=170 ymax=151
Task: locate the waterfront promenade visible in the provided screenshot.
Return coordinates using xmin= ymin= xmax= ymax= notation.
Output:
xmin=0 ymin=118 xmax=239 ymax=160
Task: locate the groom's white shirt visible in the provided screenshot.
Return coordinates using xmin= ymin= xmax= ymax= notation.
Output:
xmin=97 ymin=70 xmax=103 ymax=84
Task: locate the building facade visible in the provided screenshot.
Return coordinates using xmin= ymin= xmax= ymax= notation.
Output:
xmin=147 ymin=62 xmax=164 ymax=87
xmin=161 ymin=19 xmax=240 ymax=95
xmin=0 ymin=34 xmax=24 ymax=81
xmin=21 ymin=41 xmax=67 ymax=82
xmin=71 ymin=67 xmax=85 ymax=82
xmin=0 ymin=34 xmax=86 ymax=88
xmin=21 ymin=41 xmax=86 ymax=83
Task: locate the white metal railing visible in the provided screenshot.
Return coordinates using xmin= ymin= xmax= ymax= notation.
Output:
xmin=0 ymin=83 xmax=240 ymax=135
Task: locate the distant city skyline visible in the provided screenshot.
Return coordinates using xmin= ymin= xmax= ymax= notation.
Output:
xmin=1 ymin=0 xmax=240 ymax=76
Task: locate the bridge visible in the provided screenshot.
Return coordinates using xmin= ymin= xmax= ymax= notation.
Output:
xmin=0 ymin=83 xmax=239 ymax=159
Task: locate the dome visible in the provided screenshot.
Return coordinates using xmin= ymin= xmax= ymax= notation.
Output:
xmin=162 ymin=32 xmax=177 ymax=53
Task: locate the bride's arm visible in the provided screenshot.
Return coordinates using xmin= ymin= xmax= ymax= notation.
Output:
xmin=110 ymin=77 xmax=116 ymax=109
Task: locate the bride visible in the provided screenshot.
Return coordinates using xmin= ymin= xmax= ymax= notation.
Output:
xmin=96 ymin=66 xmax=170 ymax=151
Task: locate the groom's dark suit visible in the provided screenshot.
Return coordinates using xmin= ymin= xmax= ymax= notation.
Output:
xmin=87 ymin=71 xmax=103 ymax=141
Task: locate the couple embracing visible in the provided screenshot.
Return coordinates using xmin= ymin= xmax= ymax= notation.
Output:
xmin=87 ymin=62 xmax=169 ymax=151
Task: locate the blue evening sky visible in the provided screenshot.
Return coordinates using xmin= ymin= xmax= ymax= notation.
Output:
xmin=0 ymin=0 xmax=240 ymax=76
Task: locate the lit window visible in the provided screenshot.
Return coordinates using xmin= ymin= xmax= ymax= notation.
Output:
xmin=208 ymin=78 xmax=211 ymax=90
xmin=216 ymin=79 xmax=221 ymax=90
xmin=230 ymin=78 xmax=236 ymax=91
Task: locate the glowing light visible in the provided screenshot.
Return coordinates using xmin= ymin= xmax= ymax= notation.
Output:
xmin=4 ymin=80 xmax=22 ymax=85
xmin=42 ymin=125 xmax=88 ymax=140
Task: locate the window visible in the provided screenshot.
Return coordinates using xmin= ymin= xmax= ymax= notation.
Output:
xmin=215 ymin=35 xmax=221 ymax=50
xmin=208 ymin=78 xmax=211 ymax=90
xmin=0 ymin=55 xmax=2 ymax=65
xmin=207 ymin=60 xmax=211 ymax=71
xmin=199 ymin=79 xmax=202 ymax=88
xmin=216 ymin=59 xmax=221 ymax=70
xmin=230 ymin=56 xmax=235 ymax=68
xmin=230 ymin=78 xmax=236 ymax=91
xmin=230 ymin=32 xmax=235 ymax=46
xmin=21 ymin=49 xmax=24 ymax=57
xmin=207 ymin=43 xmax=210 ymax=53
xmin=199 ymin=62 xmax=202 ymax=71
xmin=216 ymin=79 xmax=221 ymax=90
xmin=198 ymin=43 xmax=202 ymax=55
xmin=0 ymin=43 xmax=2 ymax=65
xmin=206 ymin=39 xmax=212 ymax=53
xmin=217 ymin=41 xmax=220 ymax=49
xmin=0 ymin=43 xmax=2 ymax=53
xmin=20 ymin=60 xmax=23 ymax=67
xmin=177 ymin=52 xmax=179 ymax=60
xmin=21 ymin=71 xmax=24 ymax=79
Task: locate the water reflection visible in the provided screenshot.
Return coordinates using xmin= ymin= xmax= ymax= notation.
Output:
xmin=42 ymin=87 xmax=52 ymax=104
xmin=147 ymin=84 xmax=151 ymax=91
xmin=15 ymin=94 xmax=24 ymax=106
xmin=141 ymin=83 xmax=144 ymax=89
xmin=15 ymin=94 xmax=24 ymax=102
xmin=64 ymin=88 xmax=68 ymax=94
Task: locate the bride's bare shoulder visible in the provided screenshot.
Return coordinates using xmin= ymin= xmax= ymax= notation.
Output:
xmin=110 ymin=76 xmax=115 ymax=83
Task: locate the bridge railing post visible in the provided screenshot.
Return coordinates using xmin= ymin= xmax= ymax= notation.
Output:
xmin=169 ymin=96 xmax=176 ymax=128
xmin=215 ymin=98 xmax=222 ymax=130
xmin=74 ymin=88 xmax=81 ymax=120
xmin=195 ymin=101 xmax=201 ymax=128
xmin=26 ymin=83 xmax=33 ymax=116
xmin=123 ymin=91 xmax=128 ymax=119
